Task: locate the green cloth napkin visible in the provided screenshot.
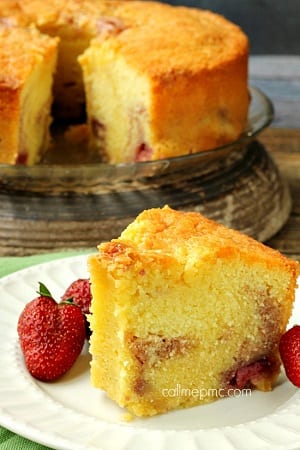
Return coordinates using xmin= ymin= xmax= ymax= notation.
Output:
xmin=0 ymin=250 xmax=92 ymax=450
xmin=0 ymin=427 xmax=53 ymax=450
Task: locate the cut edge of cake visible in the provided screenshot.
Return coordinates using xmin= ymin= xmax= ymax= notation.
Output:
xmin=0 ymin=24 xmax=58 ymax=164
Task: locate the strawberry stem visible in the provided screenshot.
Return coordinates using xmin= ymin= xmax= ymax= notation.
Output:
xmin=60 ymin=297 xmax=75 ymax=305
xmin=37 ymin=282 xmax=53 ymax=298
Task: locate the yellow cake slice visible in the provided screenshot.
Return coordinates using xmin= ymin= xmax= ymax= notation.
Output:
xmin=0 ymin=24 xmax=58 ymax=164
xmin=79 ymin=1 xmax=250 ymax=162
xmin=88 ymin=206 xmax=298 ymax=417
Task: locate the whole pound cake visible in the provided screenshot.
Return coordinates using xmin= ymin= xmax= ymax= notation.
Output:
xmin=1 ymin=0 xmax=249 ymax=164
xmin=88 ymin=206 xmax=298 ymax=417
xmin=0 ymin=24 xmax=58 ymax=164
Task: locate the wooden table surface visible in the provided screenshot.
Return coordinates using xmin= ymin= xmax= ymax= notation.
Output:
xmin=250 ymin=56 xmax=300 ymax=261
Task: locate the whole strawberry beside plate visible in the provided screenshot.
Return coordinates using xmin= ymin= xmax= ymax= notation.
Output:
xmin=17 ymin=282 xmax=86 ymax=382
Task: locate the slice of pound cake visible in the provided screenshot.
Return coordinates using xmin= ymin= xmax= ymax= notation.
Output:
xmin=0 ymin=24 xmax=58 ymax=164
xmin=88 ymin=206 xmax=298 ymax=417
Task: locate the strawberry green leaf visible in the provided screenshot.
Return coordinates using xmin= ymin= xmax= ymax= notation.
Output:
xmin=37 ymin=282 xmax=53 ymax=299
xmin=60 ymin=297 xmax=74 ymax=305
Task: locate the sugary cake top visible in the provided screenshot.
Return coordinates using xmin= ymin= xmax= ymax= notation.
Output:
xmin=0 ymin=25 xmax=58 ymax=88
xmin=1 ymin=0 xmax=248 ymax=77
xmin=15 ymin=0 xmax=123 ymax=35
xmin=0 ymin=0 xmax=27 ymax=27
xmin=118 ymin=206 xmax=296 ymax=271
xmin=90 ymin=1 xmax=249 ymax=78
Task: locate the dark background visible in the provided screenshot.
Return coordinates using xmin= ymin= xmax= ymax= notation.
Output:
xmin=161 ymin=0 xmax=300 ymax=55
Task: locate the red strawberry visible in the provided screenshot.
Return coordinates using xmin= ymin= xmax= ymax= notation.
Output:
xmin=279 ymin=325 xmax=300 ymax=387
xmin=61 ymin=278 xmax=91 ymax=315
xmin=17 ymin=282 xmax=86 ymax=382
xmin=61 ymin=278 xmax=92 ymax=337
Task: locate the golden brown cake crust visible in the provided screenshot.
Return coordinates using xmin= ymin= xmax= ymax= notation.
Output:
xmin=120 ymin=206 xmax=298 ymax=272
xmin=6 ymin=0 xmax=248 ymax=62
xmin=106 ymin=2 xmax=249 ymax=77
xmin=16 ymin=0 xmax=126 ymax=34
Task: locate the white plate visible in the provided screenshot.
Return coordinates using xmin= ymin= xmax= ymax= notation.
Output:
xmin=1 ymin=255 xmax=300 ymax=450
